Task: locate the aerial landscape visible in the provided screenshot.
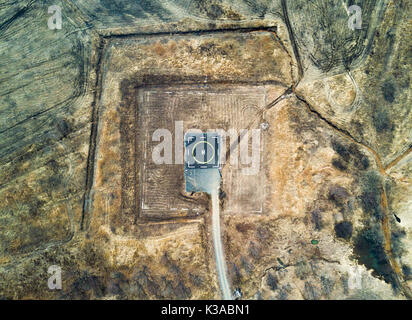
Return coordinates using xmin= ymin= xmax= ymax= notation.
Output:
xmin=0 ymin=0 xmax=411 ymax=302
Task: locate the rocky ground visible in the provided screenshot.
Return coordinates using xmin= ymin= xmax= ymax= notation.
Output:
xmin=0 ymin=0 xmax=411 ymax=300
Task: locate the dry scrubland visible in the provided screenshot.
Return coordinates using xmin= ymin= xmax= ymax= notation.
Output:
xmin=0 ymin=0 xmax=411 ymax=299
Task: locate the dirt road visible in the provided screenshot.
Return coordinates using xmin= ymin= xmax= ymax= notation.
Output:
xmin=211 ymin=190 xmax=233 ymax=300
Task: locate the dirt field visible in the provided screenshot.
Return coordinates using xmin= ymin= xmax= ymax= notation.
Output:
xmin=135 ymin=85 xmax=267 ymax=219
xmin=90 ymin=29 xmax=290 ymax=228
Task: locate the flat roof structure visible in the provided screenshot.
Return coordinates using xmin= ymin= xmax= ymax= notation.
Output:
xmin=185 ymin=132 xmax=221 ymax=169
xmin=185 ymin=132 xmax=221 ymax=193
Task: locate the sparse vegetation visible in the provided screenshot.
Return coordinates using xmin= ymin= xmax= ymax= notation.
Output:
xmin=354 ymin=224 xmax=393 ymax=285
xmin=331 ymin=140 xmax=370 ymax=171
xmin=311 ymin=209 xmax=323 ymax=230
xmin=335 ymin=221 xmax=353 ymax=240
xmin=381 ymin=80 xmax=396 ymax=103
xmin=303 ymin=281 xmax=319 ymax=300
xmin=360 ymin=171 xmax=384 ymax=221
xmin=320 ymin=276 xmax=334 ymax=298
xmin=266 ymin=272 xmax=278 ymax=291
xmin=248 ymin=242 xmax=261 ymax=259
xmin=277 ymin=284 xmax=292 ymax=300
xmin=331 ymin=140 xmax=351 ymax=162
xmin=390 ymin=225 xmax=406 ymax=258
xmin=402 ymin=265 xmax=411 ymax=279
xmin=332 ymin=158 xmax=347 ymax=171
xmin=295 ymin=260 xmax=311 ymax=280
xmin=373 ymin=108 xmax=393 ymax=133
xmin=353 ymin=169 xmax=407 ymax=293
xmin=329 ymin=185 xmax=349 ymax=207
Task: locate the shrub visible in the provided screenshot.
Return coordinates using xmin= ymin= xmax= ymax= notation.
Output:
xmin=354 ymin=224 xmax=393 ymax=284
xmin=390 ymin=226 xmax=406 ymax=258
xmin=331 ymin=139 xmax=351 ymax=161
xmin=381 ymin=80 xmax=395 ymax=103
xmin=311 ymin=209 xmax=323 ymax=230
xmin=332 ymin=158 xmax=347 ymax=171
xmin=266 ymin=272 xmax=278 ymax=291
xmin=360 ymin=171 xmax=384 ymax=221
xmin=373 ymin=108 xmax=393 ymax=133
xmin=334 ymin=221 xmax=353 ymax=240
xmin=329 ymin=185 xmax=349 ymax=206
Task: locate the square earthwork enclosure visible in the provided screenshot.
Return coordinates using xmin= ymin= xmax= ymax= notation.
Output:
xmin=90 ymin=29 xmax=292 ymax=226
